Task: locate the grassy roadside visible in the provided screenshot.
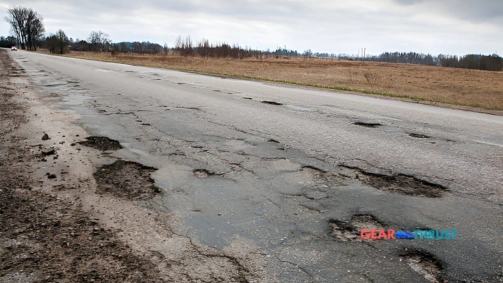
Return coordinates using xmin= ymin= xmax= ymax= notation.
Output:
xmin=39 ymin=50 xmax=503 ymax=112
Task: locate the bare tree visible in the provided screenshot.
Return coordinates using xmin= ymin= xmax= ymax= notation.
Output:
xmin=88 ymin=31 xmax=111 ymax=52
xmin=5 ymin=6 xmax=44 ymax=50
xmin=119 ymin=42 xmax=129 ymax=53
xmin=5 ymin=6 xmax=27 ymax=48
xmin=55 ymin=30 xmax=69 ymax=54
xmin=26 ymin=10 xmax=44 ymax=51
xmin=45 ymin=30 xmax=69 ymax=54
xmin=163 ymin=43 xmax=169 ymax=56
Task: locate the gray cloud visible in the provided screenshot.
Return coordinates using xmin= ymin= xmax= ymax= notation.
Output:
xmin=1 ymin=0 xmax=502 ymax=55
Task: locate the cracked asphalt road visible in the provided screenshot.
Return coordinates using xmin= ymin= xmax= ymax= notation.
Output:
xmin=7 ymin=50 xmax=503 ymax=282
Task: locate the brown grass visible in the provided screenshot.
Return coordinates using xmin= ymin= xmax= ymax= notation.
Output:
xmin=43 ymin=50 xmax=503 ymax=111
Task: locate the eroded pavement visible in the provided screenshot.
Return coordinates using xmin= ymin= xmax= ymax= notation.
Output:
xmin=1 ymin=49 xmax=502 ymax=282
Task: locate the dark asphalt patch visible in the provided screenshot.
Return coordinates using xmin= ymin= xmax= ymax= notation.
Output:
xmin=354 ymin=122 xmax=382 ymax=128
xmin=340 ymin=165 xmax=447 ymax=198
xmin=401 ymin=249 xmax=443 ymax=283
xmin=79 ymin=136 xmax=123 ymax=151
xmin=261 ymin=101 xmax=283 ymax=106
xmin=409 ymin=133 xmax=431 ymax=139
xmin=94 ymin=160 xmax=160 ymax=201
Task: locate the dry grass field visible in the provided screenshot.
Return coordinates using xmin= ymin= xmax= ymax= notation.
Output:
xmin=50 ymin=51 xmax=503 ymax=111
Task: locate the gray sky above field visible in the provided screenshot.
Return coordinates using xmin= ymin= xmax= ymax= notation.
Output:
xmin=1 ymin=0 xmax=501 ymax=55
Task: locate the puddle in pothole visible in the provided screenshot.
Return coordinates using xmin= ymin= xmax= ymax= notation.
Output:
xmin=79 ymin=136 xmax=123 ymax=151
xmin=94 ymin=160 xmax=160 ymax=200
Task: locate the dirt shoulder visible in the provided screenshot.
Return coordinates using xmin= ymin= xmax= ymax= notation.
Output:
xmin=0 ymin=49 xmax=164 ymax=282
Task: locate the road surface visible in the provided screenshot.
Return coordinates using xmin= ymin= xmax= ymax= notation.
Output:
xmin=6 ymin=50 xmax=503 ymax=282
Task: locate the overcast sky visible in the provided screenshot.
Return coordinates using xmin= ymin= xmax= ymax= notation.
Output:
xmin=1 ymin=0 xmax=502 ymax=55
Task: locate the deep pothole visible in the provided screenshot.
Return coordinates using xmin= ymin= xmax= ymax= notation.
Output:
xmin=261 ymin=101 xmax=283 ymax=106
xmin=94 ymin=160 xmax=160 ymax=200
xmin=79 ymin=136 xmax=123 ymax=151
xmin=354 ymin=122 xmax=382 ymax=128
xmin=401 ymin=250 xmax=443 ymax=283
xmin=340 ymin=165 xmax=447 ymax=198
xmin=329 ymin=214 xmax=385 ymax=241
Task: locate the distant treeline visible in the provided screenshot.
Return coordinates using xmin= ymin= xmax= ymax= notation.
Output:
xmin=68 ymin=37 xmax=503 ymax=71
xmin=3 ymin=18 xmax=502 ymax=71
xmin=71 ymin=36 xmax=296 ymax=59
xmin=370 ymin=52 xmax=502 ymax=71
xmin=173 ymin=36 xmax=262 ymax=59
xmin=436 ymin=54 xmax=502 ymax=71
xmin=0 ymin=36 xmax=16 ymax=48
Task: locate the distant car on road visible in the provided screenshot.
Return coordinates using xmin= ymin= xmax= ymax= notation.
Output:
xmin=11 ymin=46 xmax=17 ymax=51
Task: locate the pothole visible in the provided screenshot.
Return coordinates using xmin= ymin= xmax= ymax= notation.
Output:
xmin=79 ymin=136 xmax=123 ymax=151
xmin=401 ymin=250 xmax=443 ymax=283
xmin=94 ymin=160 xmax=160 ymax=200
xmin=409 ymin=133 xmax=431 ymax=139
xmin=261 ymin=101 xmax=283 ymax=106
xmin=193 ymin=169 xmax=215 ymax=178
xmin=329 ymin=214 xmax=385 ymax=241
xmin=302 ymin=165 xmax=344 ymax=188
xmin=354 ymin=122 xmax=382 ymax=128
xmin=340 ymin=165 xmax=446 ymax=198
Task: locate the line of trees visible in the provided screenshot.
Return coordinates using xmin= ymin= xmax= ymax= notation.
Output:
xmin=0 ymin=36 xmax=17 ymax=48
xmin=69 ymin=31 xmax=111 ymax=52
xmin=4 ymin=6 xmax=502 ymax=71
xmin=173 ymin=36 xmax=263 ymax=59
xmin=4 ymin=6 xmax=45 ymax=50
xmin=374 ymin=52 xmax=437 ymax=65
xmin=110 ymin=41 xmax=164 ymax=55
xmin=366 ymin=52 xmax=502 ymax=71
xmin=45 ymin=30 xmax=70 ymax=54
xmin=437 ymin=54 xmax=502 ymax=71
